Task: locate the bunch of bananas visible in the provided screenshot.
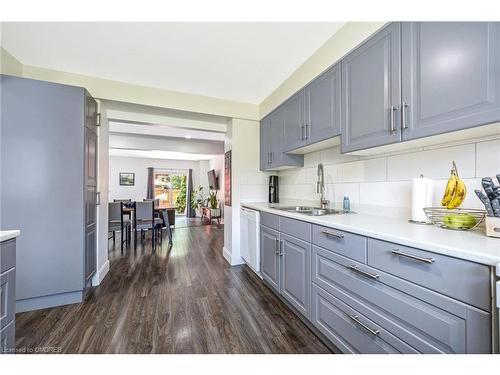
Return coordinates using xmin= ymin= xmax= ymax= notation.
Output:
xmin=441 ymin=161 xmax=467 ymax=209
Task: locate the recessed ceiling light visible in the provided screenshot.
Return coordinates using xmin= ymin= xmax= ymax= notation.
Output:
xmin=185 ymin=135 xmax=192 ymax=139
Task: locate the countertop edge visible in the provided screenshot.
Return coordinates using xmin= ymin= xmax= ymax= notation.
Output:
xmin=241 ymin=203 xmax=500 ymax=267
xmin=0 ymin=230 xmax=21 ymax=243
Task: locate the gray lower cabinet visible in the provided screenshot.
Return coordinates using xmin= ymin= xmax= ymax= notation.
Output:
xmin=1 ymin=239 xmax=16 ymax=354
xmin=260 ymin=109 xmax=303 ymax=171
xmin=401 ymin=22 xmax=500 ymax=141
xmin=260 ymin=226 xmax=280 ymax=292
xmin=280 ymin=234 xmax=311 ymax=319
xmin=311 ymin=284 xmax=417 ymax=353
xmin=258 ymin=211 xmax=492 ymax=353
xmin=341 ymin=22 xmax=402 ymax=153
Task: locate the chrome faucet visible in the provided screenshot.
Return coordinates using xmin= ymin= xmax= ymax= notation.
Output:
xmin=316 ymin=163 xmax=329 ymax=209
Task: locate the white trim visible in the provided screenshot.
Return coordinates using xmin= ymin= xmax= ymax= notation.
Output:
xmin=223 ymin=246 xmax=245 ymax=266
xmin=223 ymin=246 xmax=232 ymax=264
xmin=92 ymin=259 xmax=110 ymax=286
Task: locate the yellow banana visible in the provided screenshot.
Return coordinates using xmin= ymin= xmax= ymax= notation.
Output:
xmin=447 ymin=179 xmax=467 ymax=209
xmin=441 ymin=172 xmax=458 ymax=206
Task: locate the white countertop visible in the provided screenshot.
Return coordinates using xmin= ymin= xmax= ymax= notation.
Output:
xmin=241 ymin=202 xmax=500 ymax=266
xmin=0 ymin=230 xmax=20 ymax=242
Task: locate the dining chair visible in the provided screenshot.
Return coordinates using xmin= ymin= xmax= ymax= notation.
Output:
xmin=108 ymin=202 xmax=131 ymax=251
xmin=144 ymin=198 xmax=161 ymax=218
xmin=134 ymin=201 xmax=163 ymax=249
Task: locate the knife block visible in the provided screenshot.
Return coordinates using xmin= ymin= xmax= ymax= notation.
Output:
xmin=485 ymin=216 xmax=500 ymax=238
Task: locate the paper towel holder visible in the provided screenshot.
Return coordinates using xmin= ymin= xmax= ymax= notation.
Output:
xmin=409 ymin=174 xmax=434 ymax=225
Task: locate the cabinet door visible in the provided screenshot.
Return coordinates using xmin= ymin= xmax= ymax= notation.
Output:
xmin=306 ymin=63 xmax=341 ymax=145
xmin=260 ymin=117 xmax=271 ymax=171
xmin=283 ymin=90 xmax=306 ymax=152
xmin=268 ymin=108 xmax=283 ymax=168
xmin=341 ymin=23 xmax=402 ymax=153
xmin=280 ymin=234 xmax=311 ymax=318
xmin=84 ymin=96 xmax=98 ymax=286
xmin=401 ymin=22 xmax=500 ymax=141
xmin=260 ymin=226 xmax=280 ymax=292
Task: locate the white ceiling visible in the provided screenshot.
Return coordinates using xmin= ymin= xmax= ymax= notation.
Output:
xmin=1 ymin=22 xmax=344 ymax=103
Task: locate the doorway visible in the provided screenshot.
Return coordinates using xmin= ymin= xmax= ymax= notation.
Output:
xmin=153 ymin=170 xmax=187 ymax=215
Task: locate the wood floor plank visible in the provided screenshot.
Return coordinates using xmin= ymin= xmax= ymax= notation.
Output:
xmin=14 ymin=221 xmax=332 ymax=354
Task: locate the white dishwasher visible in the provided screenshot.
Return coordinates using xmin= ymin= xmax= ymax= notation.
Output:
xmin=240 ymin=207 xmax=260 ymax=275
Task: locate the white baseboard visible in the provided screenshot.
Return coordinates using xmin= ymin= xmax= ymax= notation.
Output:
xmin=92 ymin=259 xmax=110 ymax=286
xmin=222 ymin=246 xmax=245 ymax=266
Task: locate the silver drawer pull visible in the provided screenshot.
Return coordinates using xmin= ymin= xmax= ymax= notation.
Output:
xmin=322 ymin=230 xmax=344 ymax=239
xmin=349 ymin=315 xmax=380 ymax=336
xmin=349 ymin=265 xmax=380 ymax=280
xmin=391 ymin=249 xmax=435 ymax=264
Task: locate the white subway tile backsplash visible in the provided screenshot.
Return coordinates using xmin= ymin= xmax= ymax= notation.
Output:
xmin=387 ymin=144 xmax=475 ymax=181
xmin=277 ymin=135 xmax=497 ymax=213
xmin=476 ymin=139 xmax=500 ymax=178
xmin=359 ymin=181 xmax=412 ymax=208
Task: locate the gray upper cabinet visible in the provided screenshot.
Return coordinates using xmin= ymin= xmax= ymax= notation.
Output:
xmin=283 ymin=91 xmax=305 ymax=152
xmin=401 ymin=22 xmax=500 ymax=141
xmin=260 ymin=108 xmax=303 ymax=171
xmin=280 ymin=234 xmax=311 ymax=318
xmin=282 ymin=63 xmax=342 ymax=153
xmin=259 ymin=116 xmax=271 ymax=171
xmin=260 ymin=225 xmax=280 ymax=292
xmin=305 ymin=63 xmax=341 ymax=145
xmin=341 ymin=22 xmax=402 ymax=153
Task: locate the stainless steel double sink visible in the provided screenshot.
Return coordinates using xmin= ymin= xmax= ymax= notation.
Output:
xmin=271 ymin=205 xmax=349 ymax=216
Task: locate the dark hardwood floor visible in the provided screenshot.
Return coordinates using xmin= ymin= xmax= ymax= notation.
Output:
xmin=15 ymin=223 xmax=332 ymax=354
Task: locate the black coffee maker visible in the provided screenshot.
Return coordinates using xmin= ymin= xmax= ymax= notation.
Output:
xmin=269 ymin=175 xmax=279 ymax=203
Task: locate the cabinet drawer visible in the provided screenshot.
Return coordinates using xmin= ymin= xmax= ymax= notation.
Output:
xmin=0 ymin=240 xmax=16 ymax=273
xmin=0 ymin=320 xmax=15 ymax=354
xmin=0 ymin=268 xmax=15 ymax=329
xmin=260 ymin=212 xmax=279 ymax=231
xmin=312 ymin=225 xmax=367 ymax=263
xmin=279 ymin=217 xmax=311 ymax=242
xmin=367 ymin=238 xmax=491 ymax=311
xmin=311 ymin=246 xmax=485 ymax=353
xmin=311 ymin=284 xmax=416 ymax=354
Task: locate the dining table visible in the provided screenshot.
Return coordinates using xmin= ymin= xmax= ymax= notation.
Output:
xmin=122 ymin=203 xmax=177 ymax=242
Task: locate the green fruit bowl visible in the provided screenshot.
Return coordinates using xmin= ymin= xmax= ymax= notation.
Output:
xmin=423 ymin=207 xmax=486 ymax=231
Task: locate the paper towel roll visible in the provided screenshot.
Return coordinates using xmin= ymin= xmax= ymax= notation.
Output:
xmin=410 ymin=176 xmax=434 ymax=223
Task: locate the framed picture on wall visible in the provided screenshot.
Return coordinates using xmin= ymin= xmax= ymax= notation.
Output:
xmin=224 ymin=150 xmax=231 ymax=206
xmin=119 ymin=172 xmax=135 ymax=186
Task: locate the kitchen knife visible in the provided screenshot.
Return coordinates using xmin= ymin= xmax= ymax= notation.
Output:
xmin=484 ymin=186 xmax=496 ymax=200
xmin=491 ymin=198 xmax=500 ymax=217
xmin=475 ymin=189 xmax=494 ymax=216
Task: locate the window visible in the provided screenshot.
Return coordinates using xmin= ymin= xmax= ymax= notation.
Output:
xmin=153 ymin=171 xmax=187 ymax=214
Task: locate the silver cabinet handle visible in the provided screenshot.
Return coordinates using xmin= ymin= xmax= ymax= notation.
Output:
xmin=322 ymin=230 xmax=344 ymax=239
xmin=401 ymin=101 xmax=409 ymax=130
xmin=270 ymin=152 xmax=273 ymax=164
xmin=275 ymin=239 xmax=280 ymax=255
xmin=349 ymin=315 xmax=380 ymax=336
xmin=391 ymin=249 xmax=435 ymax=264
xmin=390 ymin=105 xmax=397 ymax=133
xmin=301 ymin=125 xmax=305 ymax=141
xmin=349 ymin=265 xmax=380 ymax=280
xmin=279 ymin=240 xmax=284 ymax=256
xmin=96 ymin=192 xmax=100 ymax=205
xmin=305 ymin=124 xmax=309 ymax=140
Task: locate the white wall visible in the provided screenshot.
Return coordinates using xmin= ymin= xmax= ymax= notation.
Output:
xmin=108 ymin=156 xmax=206 ymax=202
xmin=93 ymin=100 xmax=110 ymax=286
xmin=279 ymin=134 xmax=500 ymax=218
xmin=223 ymin=118 xmax=271 ymax=265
